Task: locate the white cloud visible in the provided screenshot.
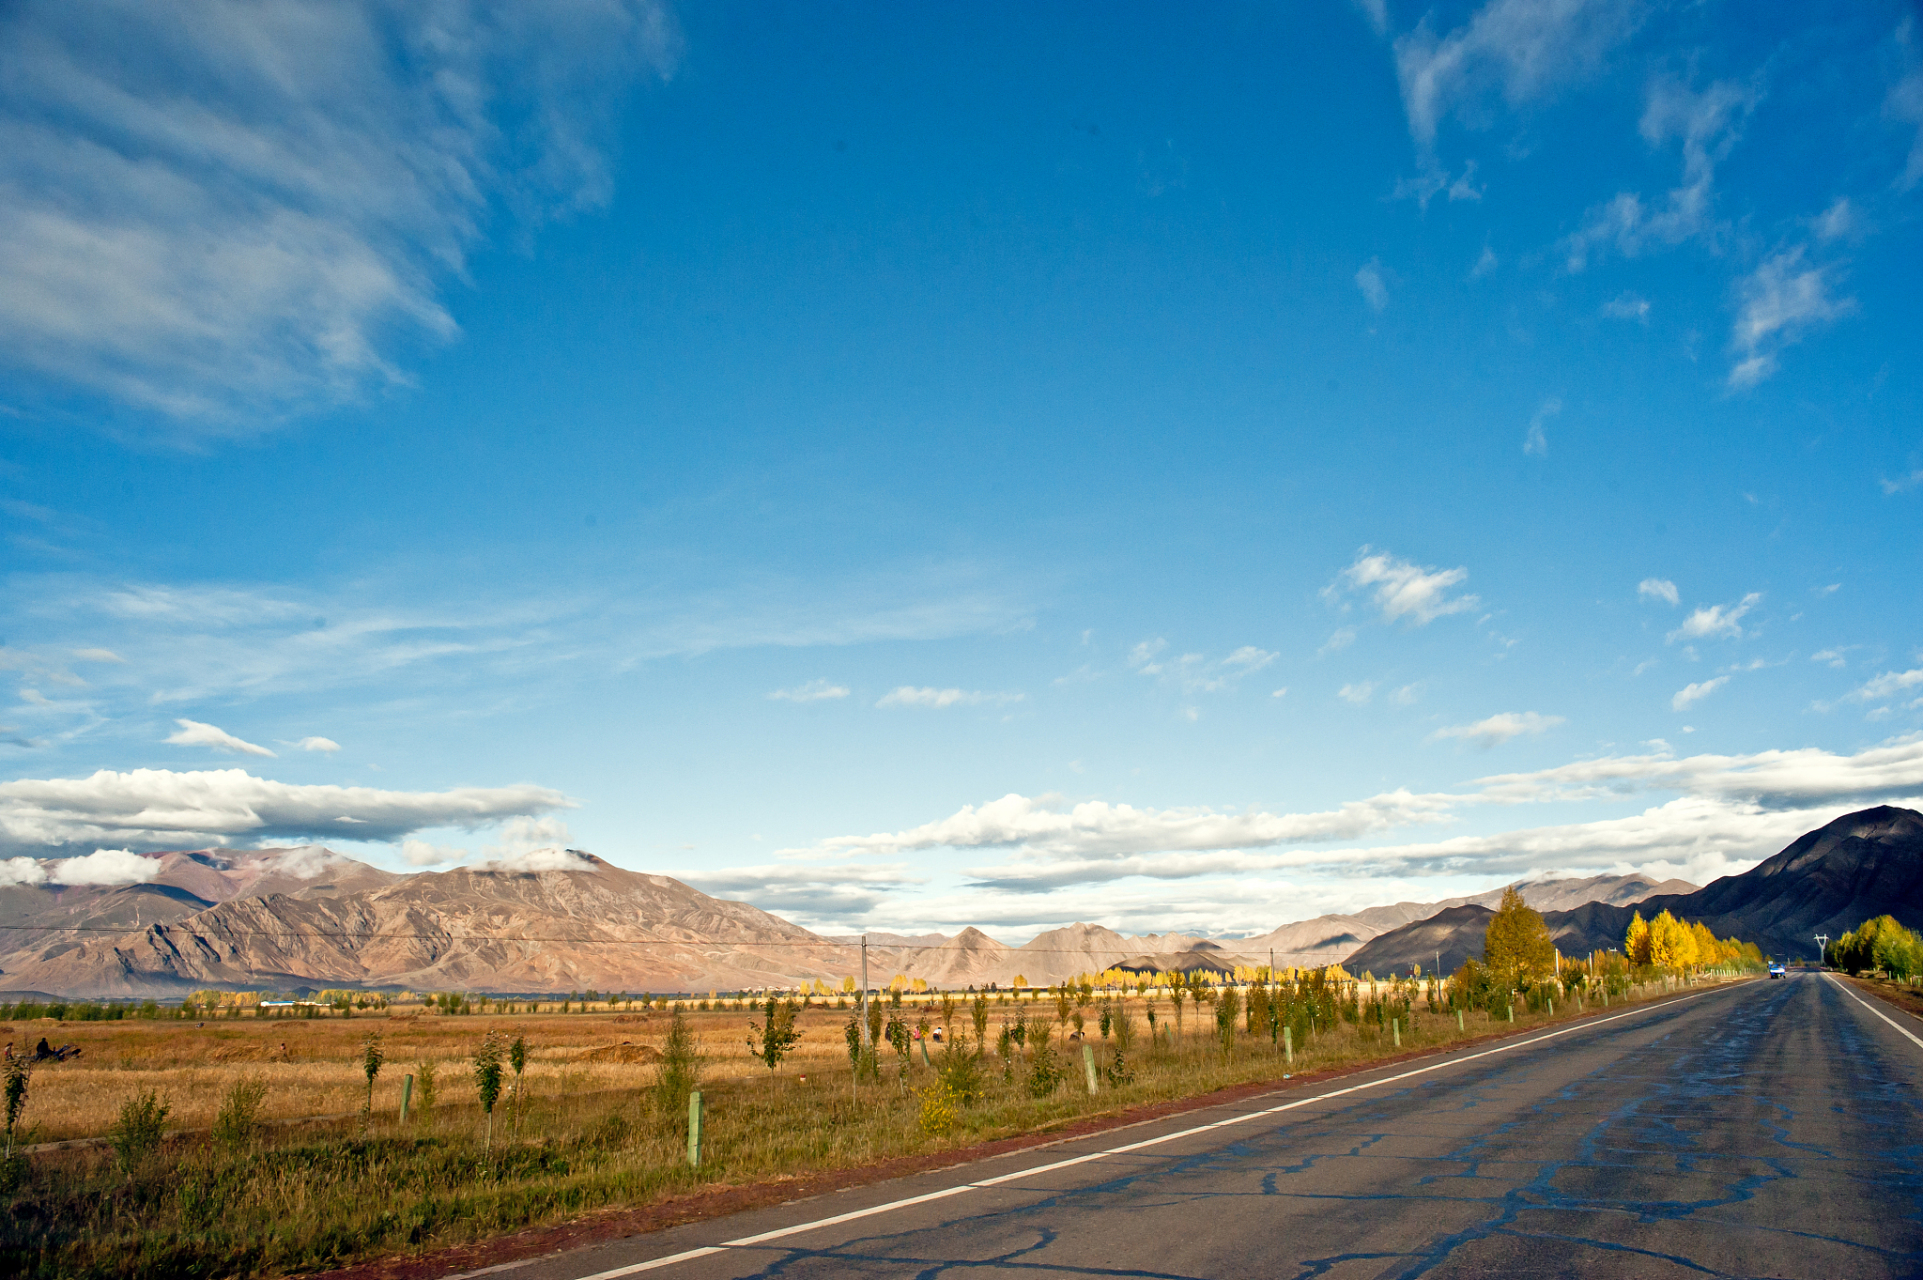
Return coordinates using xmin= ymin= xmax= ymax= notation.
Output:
xmin=1349 ymin=0 xmax=1388 ymax=37
xmin=1223 ymin=646 xmax=1278 ymax=674
xmin=5 ymin=562 xmax=1031 ymax=713
xmin=46 ymin=847 xmax=158 ymax=886
xmin=1637 ymin=577 xmax=1680 ymax=606
xmin=877 ymin=687 xmax=1024 ymax=709
xmin=483 ymin=846 xmax=593 ymax=873
xmin=0 ymin=767 xmax=572 ymax=853
xmin=484 ymin=814 xmax=574 ymax=857
xmin=1391 ymin=161 xmax=1484 ymax=208
xmin=1328 ymin=547 xmax=1479 ymax=626
xmin=400 ymin=838 xmax=467 ymax=867
xmin=781 ymin=737 xmax=1923 ymax=914
xmin=812 ymin=788 xmax=1461 ymax=868
xmin=1318 ymin=627 xmax=1357 ymax=656
xmin=1602 ymin=292 xmax=1650 ymax=322
xmin=72 ymin=647 xmax=125 ymax=663
xmin=1813 ymin=198 xmax=1855 ymax=242
xmin=1430 ymin=710 xmax=1565 ymax=747
xmin=0 ymin=857 xmax=46 ymax=887
xmin=1470 ymin=245 xmax=1499 ymax=278
xmin=1881 ymin=469 xmax=1923 ymax=496
xmin=1338 ymin=681 xmax=1377 ymax=705
xmin=1810 ymin=649 xmax=1847 ymax=669
xmin=768 ymin=679 xmax=850 ymax=703
xmin=1667 ymin=593 xmax=1760 ymax=642
xmin=165 ymin=718 xmax=276 ymax=757
xmin=294 ymin=736 xmax=340 ymax=753
xmin=1392 ymin=682 xmax=1425 ymax=706
xmin=1727 ymin=249 xmax=1856 ymax=389
xmin=1393 ymin=0 xmax=1642 ymax=151
xmin=1671 ymin=677 xmax=1729 ymax=710
xmin=1129 ymin=645 xmax=1279 ymax=696
xmin=1523 ymin=397 xmax=1559 ymax=456
xmin=1891 ymin=32 xmax=1923 ymax=190
xmin=0 ymin=1 xmax=677 ymax=431
xmin=1355 ymin=258 xmax=1390 ymax=312
xmin=1562 ymin=77 xmax=1759 ymax=271
xmin=1845 ymin=668 xmax=1923 ymax=704
xmin=0 ymin=847 xmax=160 ymax=887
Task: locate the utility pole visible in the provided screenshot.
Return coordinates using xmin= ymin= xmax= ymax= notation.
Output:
xmin=1814 ymin=934 xmax=1829 ymax=968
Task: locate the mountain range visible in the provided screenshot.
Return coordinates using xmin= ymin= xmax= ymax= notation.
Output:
xmin=15 ymin=806 xmax=1916 ymax=997
xmin=0 ymin=836 xmax=1706 ymax=997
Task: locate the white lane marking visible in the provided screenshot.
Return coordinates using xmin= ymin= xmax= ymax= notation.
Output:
xmin=576 ymin=1247 xmax=727 ymax=1279
xmin=1826 ymin=973 xmax=1923 ymax=1051
xmin=557 ymin=983 xmax=1729 ymax=1278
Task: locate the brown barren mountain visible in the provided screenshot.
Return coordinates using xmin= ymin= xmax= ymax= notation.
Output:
xmin=0 ymin=844 xmax=1702 ymax=998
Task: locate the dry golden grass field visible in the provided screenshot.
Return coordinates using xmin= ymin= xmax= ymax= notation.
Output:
xmin=4 ymin=1001 xmax=874 ymax=1142
xmin=0 ymin=975 xmax=1730 ymax=1279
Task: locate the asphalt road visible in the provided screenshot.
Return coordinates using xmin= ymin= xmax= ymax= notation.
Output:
xmin=482 ymin=974 xmax=1923 ymax=1280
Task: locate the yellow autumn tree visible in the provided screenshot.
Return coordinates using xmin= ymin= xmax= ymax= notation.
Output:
xmin=1626 ymin=912 xmax=1652 ymax=965
xmin=1484 ymin=886 xmax=1557 ymax=991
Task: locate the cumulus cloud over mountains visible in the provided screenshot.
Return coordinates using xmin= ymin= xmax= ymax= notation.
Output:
xmin=786 ymin=737 xmax=1923 ymax=901
xmin=0 ymin=767 xmax=573 ymax=853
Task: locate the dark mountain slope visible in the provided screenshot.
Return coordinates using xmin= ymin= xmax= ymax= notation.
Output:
xmin=1347 ymin=807 xmax=1923 ymax=975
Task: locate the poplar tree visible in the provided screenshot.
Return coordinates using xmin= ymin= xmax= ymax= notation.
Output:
xmin=1485 ymin=887 xmax=1555 ymax=992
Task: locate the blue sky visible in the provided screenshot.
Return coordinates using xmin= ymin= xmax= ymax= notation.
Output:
xmin=2 ymin=0 xmax=1921 ymax=939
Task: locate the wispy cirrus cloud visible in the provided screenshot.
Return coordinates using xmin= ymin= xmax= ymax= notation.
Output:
xmin=1393 ymin=0 xmax=1642 ymax=152
xmin=0 ymin=0 xmax=677 ymax=432
xmin=1562 ymin=76 xmax=1760 ymax=272
xmin=1727 ymin=249 xmax=1856 ymax=389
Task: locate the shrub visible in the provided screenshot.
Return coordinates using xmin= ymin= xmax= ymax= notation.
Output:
xmin=110 ymin=1089 xmax=170 ymax=1176
xmin=654 ymin=1009 xmax=700 ymax=1114
xmin=919 ymin=1082 xmax=961 ymax=1136
xmin=935 ymin=1040 xmax=982 ymax=1105
xmin=416 ymin=1059 xmax=439 ymax=1113
xmin=1111 ymin=1005 xmax=1137 ymax=1054
xmin=1027 ymin=1043 xmax=1064 ymax=1098
xmin=3 ymin=1054 xmax=29 ymax=1159
xmin=212 ymin=1075 xmax=267 ymax=1150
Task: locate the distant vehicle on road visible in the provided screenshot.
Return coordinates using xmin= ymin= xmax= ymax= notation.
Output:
xmin=1768 ymin=962 xmax=1786 ymax=979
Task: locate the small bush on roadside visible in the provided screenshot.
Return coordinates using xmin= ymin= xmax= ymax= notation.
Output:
xmin=1026 ymin=1043 xmax=1063 ymax=1098
xmin=110 ymin=1088 xmax=170 ymax=1176
xmin=212 ymin=1075 xmax=268 ymax=1150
